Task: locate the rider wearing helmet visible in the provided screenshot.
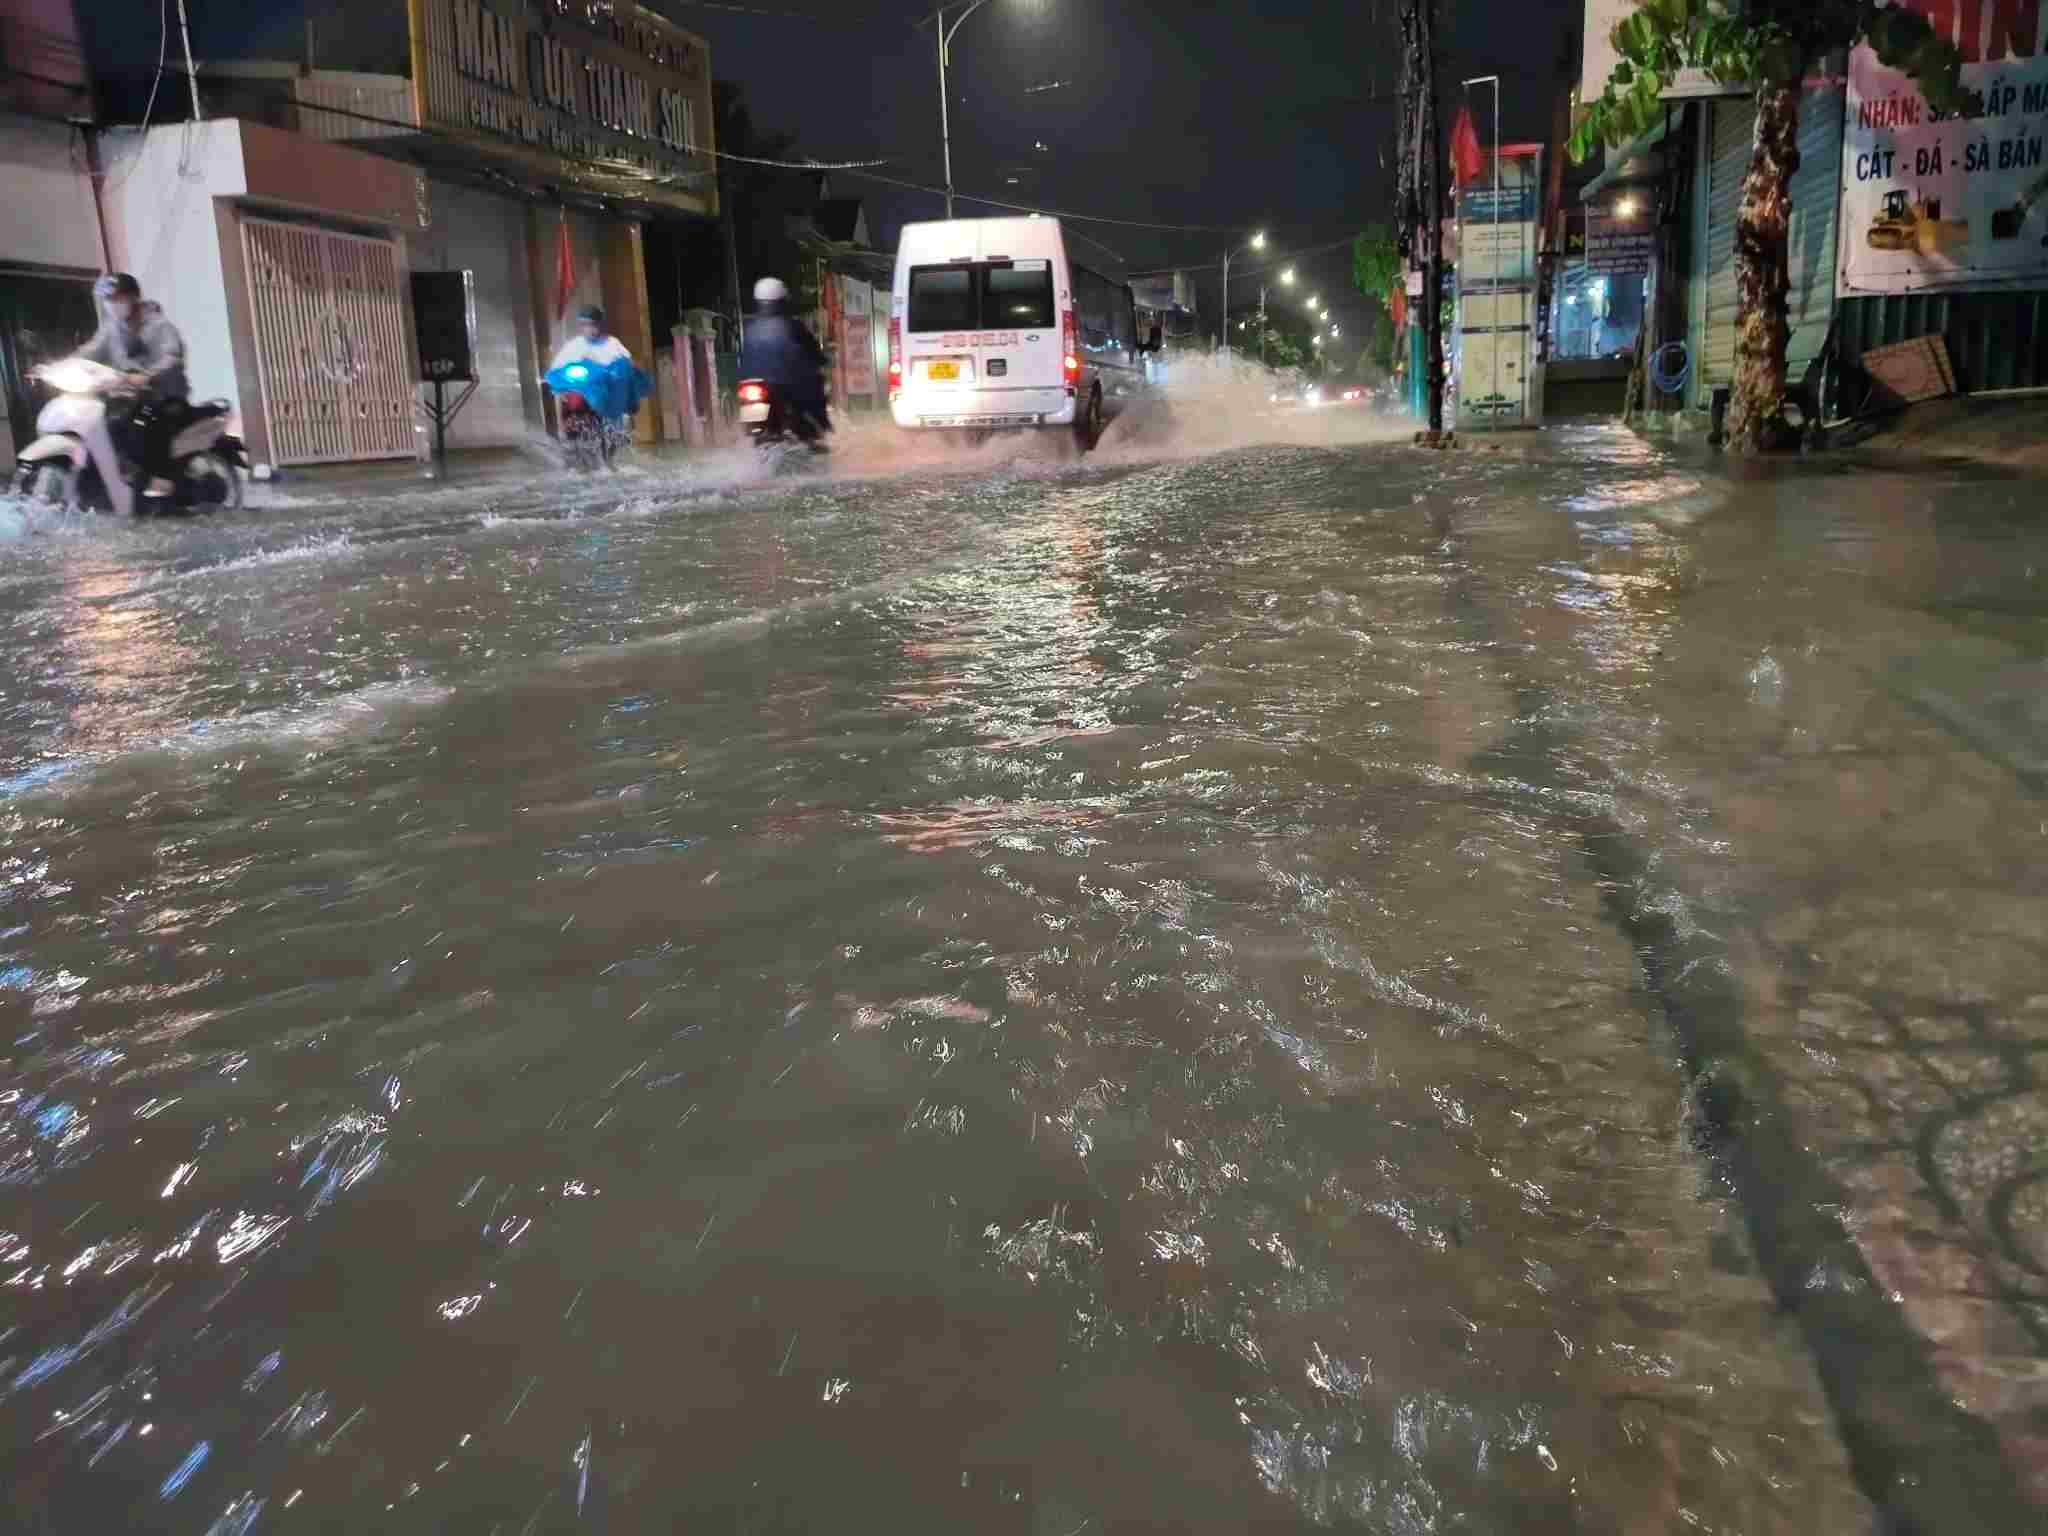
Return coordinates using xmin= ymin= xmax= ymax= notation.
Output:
xmin=739 ymin=276 xmax=831 ymax=445
xmin=549 ymin=305 xmax=634 ymax=373
xmin=73 ymin=273 xmax=188 ymax=504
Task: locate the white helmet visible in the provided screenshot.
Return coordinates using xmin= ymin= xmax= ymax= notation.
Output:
xmin=753 ymin=276 xmax=788 ymax=305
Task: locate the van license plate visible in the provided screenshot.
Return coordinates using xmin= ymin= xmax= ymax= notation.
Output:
xmin=927 ymin=360 xmax=959 ymax=381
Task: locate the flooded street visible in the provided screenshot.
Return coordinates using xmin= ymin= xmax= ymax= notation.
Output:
xmin=2 ymin=418 xmax=2044 ymax=1533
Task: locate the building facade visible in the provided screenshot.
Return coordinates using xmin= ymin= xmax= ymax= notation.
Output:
xmin=1571 ymin=0 xmax=2048 ymax=423
xmin=2 ymin=0 xmax=717 ymax=472
xmin=0 ymin=0 xmax=105 ymax=453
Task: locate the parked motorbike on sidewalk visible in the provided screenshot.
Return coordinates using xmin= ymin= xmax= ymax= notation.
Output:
xmin=737 ymin=378 xmax=830 ymax=466
xmin=15 ymin=358 xmax=246 ymax=516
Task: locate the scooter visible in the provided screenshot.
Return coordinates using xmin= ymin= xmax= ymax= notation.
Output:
xmin=555 ymin=388 xmax=623 ymax=472
xmin=736 ymin=378 xmax=830 ymax=464
xmin=543 ymin=358 xmax=647 ymax=473
xmin=15 ymin=358 xmax=245 ymax=516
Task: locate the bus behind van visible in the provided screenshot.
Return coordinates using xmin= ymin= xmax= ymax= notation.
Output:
xmin=888 ymin=216 xmax=1148 ymax=451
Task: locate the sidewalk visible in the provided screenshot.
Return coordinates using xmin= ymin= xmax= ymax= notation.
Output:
xmin=1838 ymin=392 xmax=2048 ymax=474
xmin=251 ymin=439 xmax=710 ymax=501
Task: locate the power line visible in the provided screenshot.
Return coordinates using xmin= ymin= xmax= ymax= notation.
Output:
xmin=838 ymin=165 xmax=1238 ymax=232
xmin=654 ymin=0 xmax=905 ymax=22
xmin=1127 ymin=232 xmax=1365 ymax=277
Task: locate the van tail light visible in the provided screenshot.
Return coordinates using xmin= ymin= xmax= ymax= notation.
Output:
xmin=738 ymin=381 xmax=768 ymax=404
xmin=1061 ymin=310 xmax=1079 ymax=390
xmin=888 ymin=318 xmax=903 ymax=399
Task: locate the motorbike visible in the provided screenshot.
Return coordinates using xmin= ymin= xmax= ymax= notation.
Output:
xmin=737 ymin=378 xmax=830 ymax=463
xmin=544 ymin=357 xmax=649 ymax=473
xmin=15 ymin=358 xmax=246 ymax=516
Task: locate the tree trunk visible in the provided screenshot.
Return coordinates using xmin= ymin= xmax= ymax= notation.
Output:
xmin=1725 ymin=82 xmax=1804 ymax=453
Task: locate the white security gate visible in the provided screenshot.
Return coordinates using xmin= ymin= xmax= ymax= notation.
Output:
xmin=239 ymin=217 xmax=415 ymax=463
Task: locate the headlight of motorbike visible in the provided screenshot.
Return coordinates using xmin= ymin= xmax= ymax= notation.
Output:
xmin=36 ymin=359 xmax=101 ymax=394
xmin=566 ymin=364 xmax=590 ymax=381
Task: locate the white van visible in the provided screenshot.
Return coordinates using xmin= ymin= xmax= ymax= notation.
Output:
xmin=888 ymin=216 xmax=1156 ymax=451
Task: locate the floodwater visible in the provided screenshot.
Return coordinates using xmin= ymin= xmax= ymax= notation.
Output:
xmin=2 ymin=404 xmax=2044 ymax=1534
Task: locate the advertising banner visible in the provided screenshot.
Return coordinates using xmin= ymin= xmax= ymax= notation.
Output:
xmin=1581 ymin=0 xmax=1641 ymax=105
xmin=840 ymin=277 xmax=876 ymax=398
xmin=1459 ymin=220 xmax=1538 ymax=282
xmin=1840 ymin=0 xmax=2048 ymax=293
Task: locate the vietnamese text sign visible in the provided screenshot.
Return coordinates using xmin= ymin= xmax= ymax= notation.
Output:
xmin=411 ymin=0 xmax=713 ymax=210
xmin=840 ymin=277 xmax=876 ymax=397
xmin=1841 ymin=0 xmax=2048 ymax=293
xmin=1459 ymin=220 xmax=1537 ymax=283
xmin=1585 ymin=213 xmax=1654 ymax=273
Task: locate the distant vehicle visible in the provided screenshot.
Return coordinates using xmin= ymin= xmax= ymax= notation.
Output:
xmin=888 ymin=216 xmax=1158 ymax=452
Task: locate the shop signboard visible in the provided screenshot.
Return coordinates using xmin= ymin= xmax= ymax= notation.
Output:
xmin=1840 ymin=0 xmax=2048 ymax=293
xmin=1581 ymin=0 xmax=1641 ymax=105
xmin=1584 ymin=212 xmax=1654 ymax=273
xmin=840 ymin=276 xmax=875 ymax=398
xmin=408 ymin=0 xmax=714 ymax=213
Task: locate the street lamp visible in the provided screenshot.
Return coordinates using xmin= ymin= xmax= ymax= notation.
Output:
xmin=930 ymin=0 xmax=1045 ymax=218
xmin=1280 ymin=268 xmax=1295 ymax=285
xmin=1220 ymin=230 xmax=1267 ymax=354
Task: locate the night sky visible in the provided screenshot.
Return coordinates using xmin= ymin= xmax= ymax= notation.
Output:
xmin=670 ymin=0 xmax=1579 ymax=335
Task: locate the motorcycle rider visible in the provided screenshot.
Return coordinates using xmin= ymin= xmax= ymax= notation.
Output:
xmin=740 ymin=276 xmax=831 ymax=449
xmin=549 ymin=304 xmax=634 ymax=373
xmin=71 ymin=272 xmax=187 ymax=507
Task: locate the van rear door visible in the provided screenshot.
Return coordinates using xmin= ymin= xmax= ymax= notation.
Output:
xmin=904 ymin=262 xmax=979 ymax=393
xmin=971 ymin=257 xmax=1062 ymax=397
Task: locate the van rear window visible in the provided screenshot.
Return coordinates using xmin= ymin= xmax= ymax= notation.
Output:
xmin=907 ymin=267 xmax=976 ymax=332
xmin=984 ymin=263 xmax=1055 ymax=328
xmin=907 ymin=262 xmax=1055 ymax=333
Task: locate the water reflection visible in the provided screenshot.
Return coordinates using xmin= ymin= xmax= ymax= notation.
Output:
xmin=0 ymin=432 xmax=2039 ymax=1528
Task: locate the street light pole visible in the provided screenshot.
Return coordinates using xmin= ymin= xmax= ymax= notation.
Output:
xmin=1219 ymin=230 xmax=1266 ymax=355
xmin=934 ymin=0 xmax=997 ymax=219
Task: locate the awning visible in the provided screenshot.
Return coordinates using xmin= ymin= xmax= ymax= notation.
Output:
xmin=1580 ymin=110 xmax=1676 ymax=204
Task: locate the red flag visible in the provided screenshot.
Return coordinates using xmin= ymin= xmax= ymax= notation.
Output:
xmin=1390 ymin=285 xmax=1407 ymax=333
xmin=553 ymin=213 xmax=575 ymax=323
xmin=1450 ymin=105 xmax=1486 ymax=188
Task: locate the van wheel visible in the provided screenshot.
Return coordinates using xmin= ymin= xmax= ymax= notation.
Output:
xmin=1074 ymin=388 xmax=1102 ymax=452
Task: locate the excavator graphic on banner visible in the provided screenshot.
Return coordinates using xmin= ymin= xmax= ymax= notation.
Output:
xmin=1865 ymin=188 xmax=1970 ymax=254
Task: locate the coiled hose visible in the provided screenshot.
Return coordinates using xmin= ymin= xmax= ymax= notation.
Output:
xmin=1648 ymin=340 xmax=1691 ymax=396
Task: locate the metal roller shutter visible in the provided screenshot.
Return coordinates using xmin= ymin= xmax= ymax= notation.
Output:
xmin=1700 ymin=86 xmax=1844 ymax=390
xmin=1701 ymin=99 xmax=1752 ymax=388
xmin=1786 ymin=85 xmax=1844 ymax=379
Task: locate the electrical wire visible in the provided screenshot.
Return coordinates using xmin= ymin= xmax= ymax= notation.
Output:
xmin=98 ymin=0 xmax=172 ymax=193
xmin=834 ymin=165 xmax=1238 ymax=232
xmin=1127 ymin=232 xmax=1366 ymax=277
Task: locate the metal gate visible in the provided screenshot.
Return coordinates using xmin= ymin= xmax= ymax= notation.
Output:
xmin=239 ymin=217 xmax=414 ymax=464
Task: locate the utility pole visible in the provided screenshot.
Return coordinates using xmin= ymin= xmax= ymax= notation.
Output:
xmin=1398 ymin=0 xmax=1445 ymax=437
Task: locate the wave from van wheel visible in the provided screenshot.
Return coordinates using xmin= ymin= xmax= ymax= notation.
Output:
xmin=885 ymin=217 xmax=1165 ymax=456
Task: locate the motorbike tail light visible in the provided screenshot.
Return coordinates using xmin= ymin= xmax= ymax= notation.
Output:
xmin=887 ymin=318 xmax=902 ymax=399
xmin=738 ymin=382 xmax=767 ymax=404
xmin=1062 ymin=310 xmax=1079 ymax=386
